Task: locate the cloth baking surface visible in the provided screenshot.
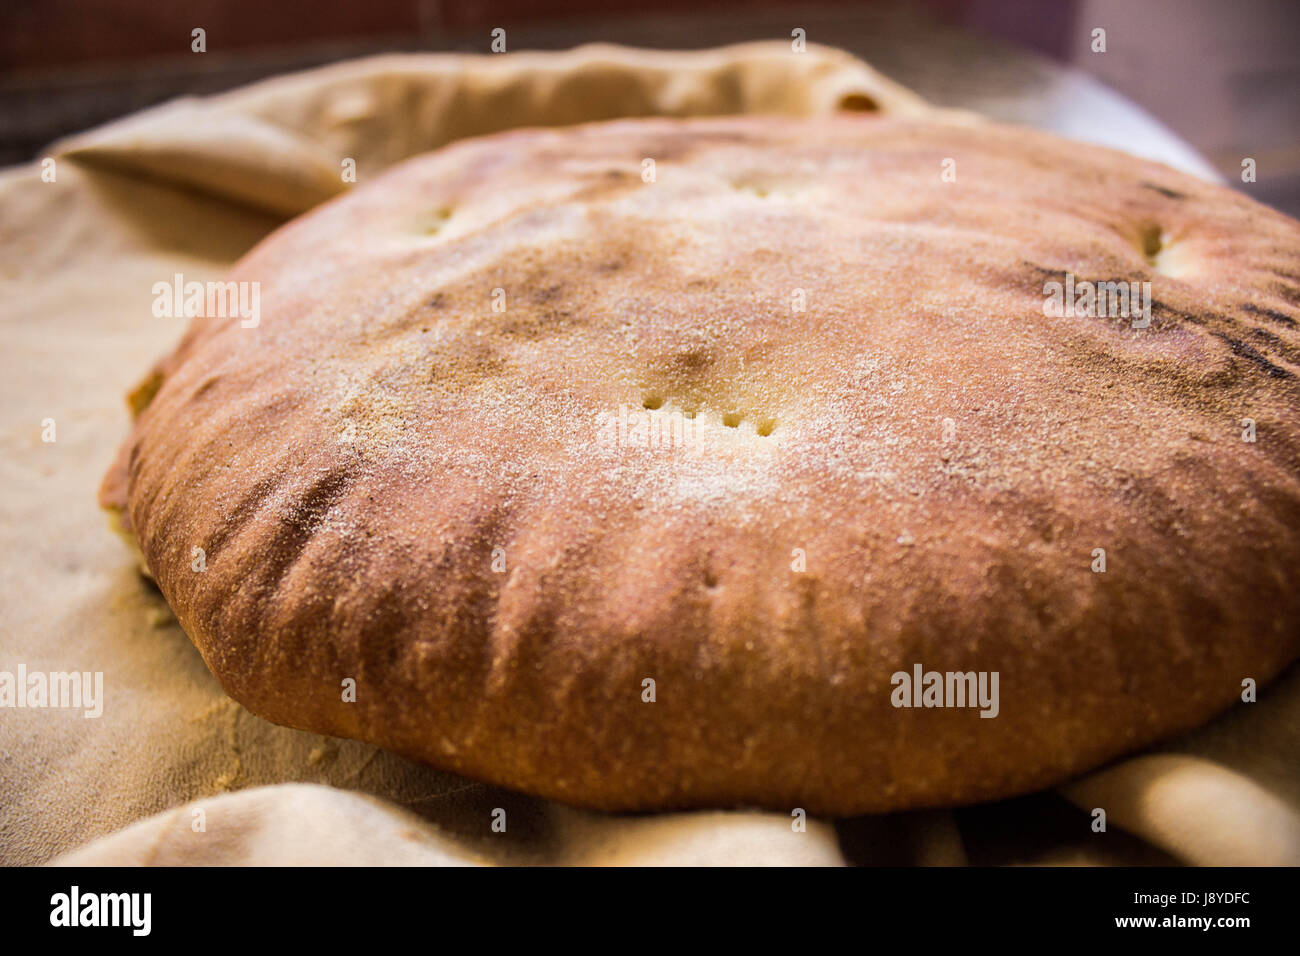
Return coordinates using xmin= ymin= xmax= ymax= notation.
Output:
xmin=1 ymin=42 xmax=1296 ymax=867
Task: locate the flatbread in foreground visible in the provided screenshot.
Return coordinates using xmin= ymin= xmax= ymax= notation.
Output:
xmin=102 ymin=115 xmax=1300 ymax=813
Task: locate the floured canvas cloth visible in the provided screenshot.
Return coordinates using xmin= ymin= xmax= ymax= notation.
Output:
xmin=1 ymin=42 xmax=1296 ymax=867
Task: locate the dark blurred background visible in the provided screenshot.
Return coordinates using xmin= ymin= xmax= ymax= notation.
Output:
xmin=2 ymin=0 xmax=1297 ymax=214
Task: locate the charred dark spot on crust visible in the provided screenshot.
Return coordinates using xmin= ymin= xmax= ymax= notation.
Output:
xmin=597 ymin=259 xmax=624 ymax=273
xmin=427 ymin=293 xmax=447 ymax=310
xmin=1242 ymin=303 xmax=1297 ymax=328
xmin=1212 ymin=331 xmax=1293 ymax=379
xmin=1142 ymin=182 xmax=1186 ymax=200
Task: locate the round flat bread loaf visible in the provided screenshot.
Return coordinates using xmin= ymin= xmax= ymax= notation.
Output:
xmin=101 ymin=115 xmax=1300 ymax=814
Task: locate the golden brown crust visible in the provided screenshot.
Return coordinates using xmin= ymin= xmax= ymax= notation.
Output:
xmin=102 ymin=115 xmax=1300 ymax=813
